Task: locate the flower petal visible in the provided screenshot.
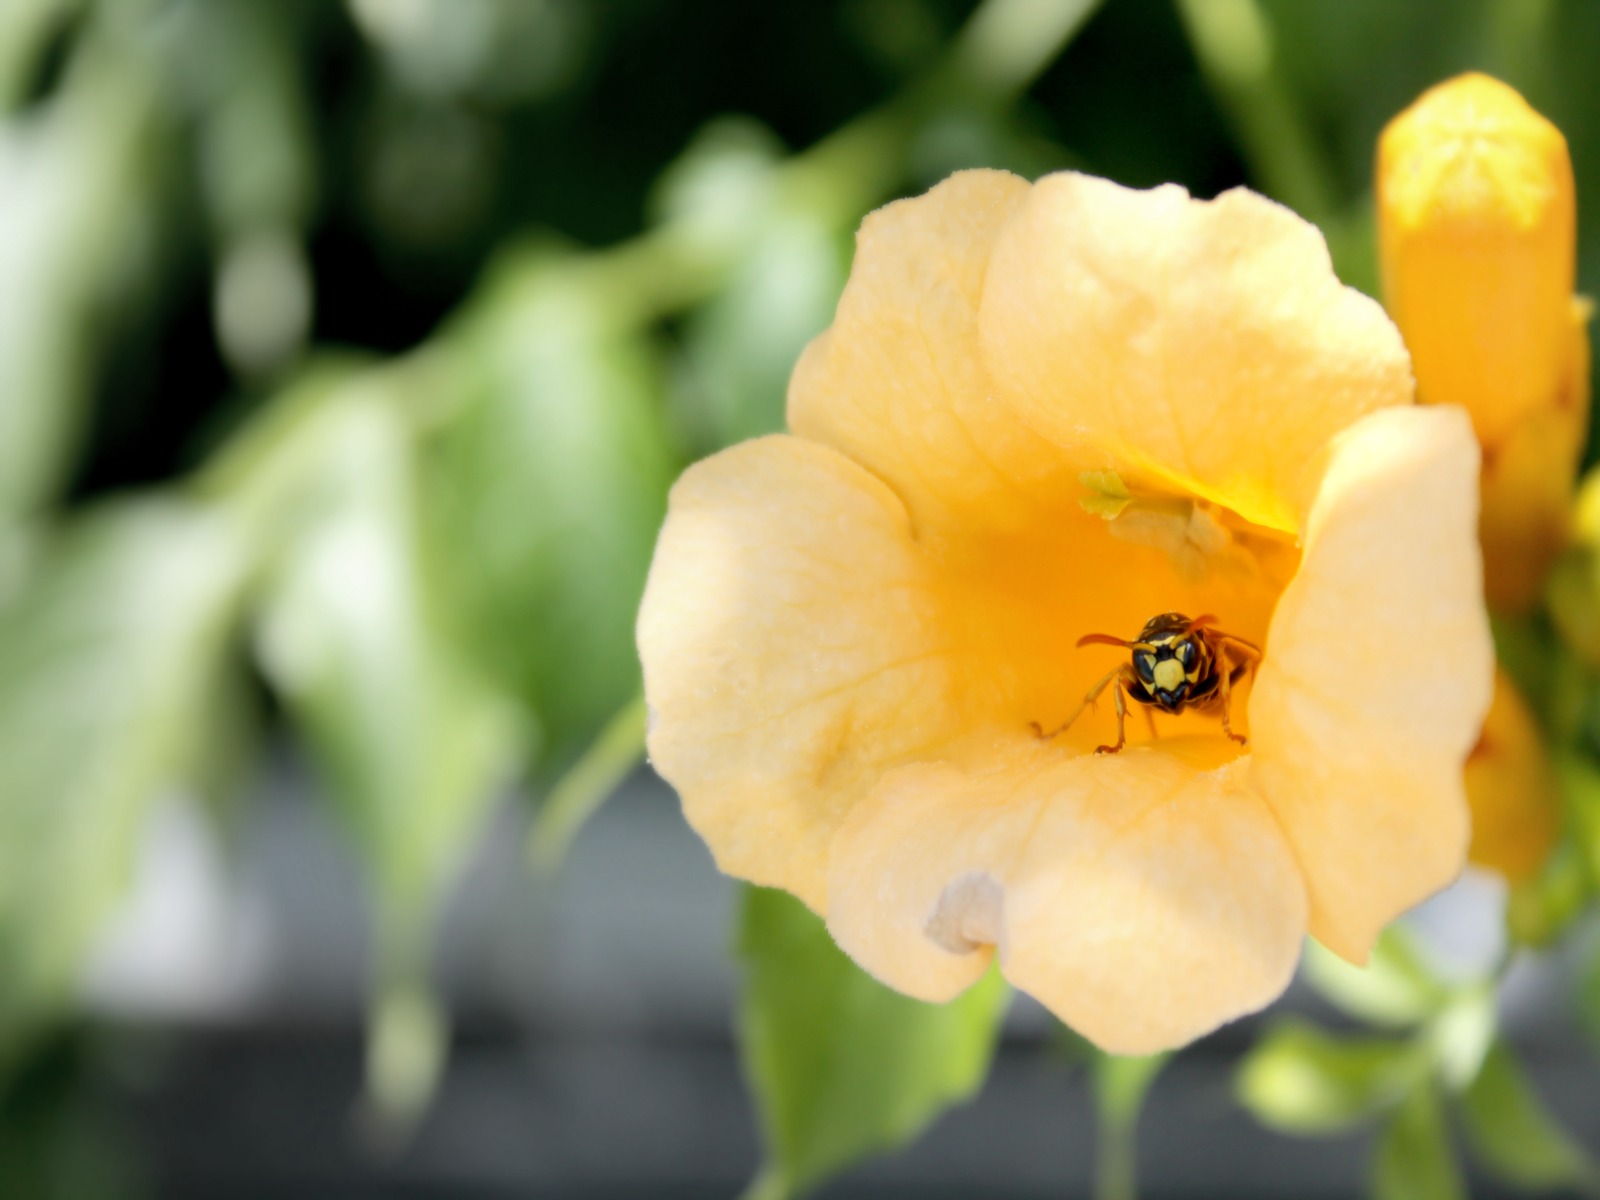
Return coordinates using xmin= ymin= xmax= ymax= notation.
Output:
xmin=826 ymin=748 xmax=1307 ymax=1054
xmin=788 ymin=169 xmax=1072 ymax=541
xmin=1249 ymin=405 xmax=1491 ymax=962
xmin=978 ymin=173 xmax=1412 ymax=534
xmin=637 ymin=435 xmax=964 ymax=909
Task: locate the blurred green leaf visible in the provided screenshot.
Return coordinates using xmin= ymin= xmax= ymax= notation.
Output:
xmin=1490 ymin=615 xmax=1560 ymax=729
xmin=737 ymin=886 xmax=1009 ymax=1199
xmin=1372 ymin=1085 xmax=1464 ymax=1200
xmin=0 ymin=500 xmax=247 ymax=1056
xmin=650 ymin=116 xmax=786 ymax=252
xmin=1460 ymin=1038 xmax=1597 ymax=1190
xmin=680 ymin=204 xmax=847 ymax=448
xmin=252 ymin=385 xmax=520 ymax=1119
xmin=654 ymin=118 xmax=849 ymax=451
xmin=1303 ymin=927 xmax=1446 ymax=1028
xmin=1427 ymin=984 xmax=1495 ymax=1092
xmin=1582 ymin=935 xmax=1600 ymax=1053
xmin=0 ymin=0 xmax=80 ymax=110
xmin=1508 ymin=840 xmax=1591 ymax=948
xmin=430 ymin=261 xmax=675 ymax=773
xmin=1559 ymin=751 xmax=1600 ymax=886
xmin=0 ymin=1032 xmax=143 ymax=1200
xmin=183 ymin=657 xmax=261 ymax=830
xmin=1548 ymin=548 xmax=1600 ymax=683
xmin=0 ymin=26 xmax=162 ymax=519
xmin=1237 ymin=1019 xmax=1420 ymax=1136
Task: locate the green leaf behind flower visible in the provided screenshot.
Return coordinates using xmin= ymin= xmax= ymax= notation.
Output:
xmin=1302 ymin=927 xmax=1446 ymax=1028
xmin=1372 ymin=1085 xmax=1464 ymax=1200
xmin=1237 ymin=1018 xmax=1420 ymax=1136
xmin=430 ymin=261 xmax=675 ymax=775
xmin=252 ymin=385 xmax=521 ymax=1120
xmin=737 ymin=886 xmax=1009 ymax=1199
xmin=1460 ymin=1038 xmax=1598 ymax=1190
xmin=0 ymin=500 xmax=246 ymax=1060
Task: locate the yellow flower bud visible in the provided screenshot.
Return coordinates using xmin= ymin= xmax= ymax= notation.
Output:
xmin=1378 ymin=73 xmax=1587 ymax=614
xmin=1463 ymin=669 xmax=1559 ymax=884
xmin=1379 ymin=73 xmax=1575 ymax=447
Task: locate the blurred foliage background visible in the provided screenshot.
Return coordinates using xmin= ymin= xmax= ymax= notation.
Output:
xmin=6 ymin=0 xmax=1600 ymax=1197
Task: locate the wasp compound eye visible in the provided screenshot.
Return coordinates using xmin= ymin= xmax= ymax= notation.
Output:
xmin=1135 ymin=651 xmax=1156 ymax=684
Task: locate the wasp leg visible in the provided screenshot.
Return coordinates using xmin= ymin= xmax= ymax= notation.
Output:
xmin=1143 ymin=704 xmax=1159 ymax=741
xmin=1031 ymin=665 xmax=1123 ymax=742
xmin=1094 ymin=674 xmax=1132 ymax=755
xmin=1216 ymin=642 xmax=1259 ymax=746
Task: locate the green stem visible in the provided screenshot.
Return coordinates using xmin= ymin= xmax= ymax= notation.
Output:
xmin=737 ymin=1166 xmax=789 ymax=1200
xmin=1480 ymin=0 xmax=1555 ymax=93
xmin=1092 ymin=1052 xmax=1169 ymax=1200
xmin=1174 ymin=0 xmax=1341 ymax=226
xmin=527 ymin=694 xmax=648 ymax=870
xmin=1094 ymin=1116 xmax=1138 ymax=1200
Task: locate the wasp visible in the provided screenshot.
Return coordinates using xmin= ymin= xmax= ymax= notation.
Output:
xmin=1030 ymin=612 xmax=1261 ymax=754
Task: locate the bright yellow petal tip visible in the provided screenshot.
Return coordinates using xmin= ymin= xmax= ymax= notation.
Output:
xmin=1464 ymin=670 xmax=1560 ymax=884
xmin=641 ymin=169 xmax=1492 ymax=1052
xmin=1378 ymin=73 xmax=1577 ymax=451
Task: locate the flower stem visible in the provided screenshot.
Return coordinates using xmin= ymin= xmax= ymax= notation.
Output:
xmin=526 ymin=693 xmax=648 ymax=871
xmin=1094 ymin=1118 xmax=1138 ymax=1200
xmin=1174 ymin=0 xmax=1341 ymax=227
xmin=1092 ymin=1051 xmax=1169 ymax=1200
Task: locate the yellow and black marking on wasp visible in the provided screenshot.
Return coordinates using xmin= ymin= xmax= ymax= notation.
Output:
xmin=1030 ymin=612 xmax=1261 ymax=754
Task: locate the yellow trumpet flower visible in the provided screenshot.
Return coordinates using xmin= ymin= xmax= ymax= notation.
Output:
xmin=639 ymin=171 xmax=1490 ymax=1053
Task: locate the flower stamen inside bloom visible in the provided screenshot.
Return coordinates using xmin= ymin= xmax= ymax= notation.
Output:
xmin=1080 ymin=470 xmax=1274 ymax=582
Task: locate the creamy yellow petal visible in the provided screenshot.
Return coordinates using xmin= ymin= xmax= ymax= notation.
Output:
xmin=1378 ymin=74 xmax=1576 ymax=449
xmin=1250 ymin=405 xmax=1491 ymax=962
xmin=826 ymin=748 xmax=1306 ymax=1054
xmin=1464 ymin=670 xmax=1559 ymax=884
xmin=788 ymin=169 xmax=1072 ymax=541
xmin=637 ymin=435 xmax=967 ymax=910
xmin=978 ymin=173 xmax=1412 ymax=534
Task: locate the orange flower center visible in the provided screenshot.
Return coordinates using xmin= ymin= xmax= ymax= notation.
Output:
xmin=925 ymin=468 xmax=1299 ymax=760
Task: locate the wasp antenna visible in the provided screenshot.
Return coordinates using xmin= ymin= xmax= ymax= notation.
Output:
xmin=1076 ymin=632 xmax=1133 ymax=649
